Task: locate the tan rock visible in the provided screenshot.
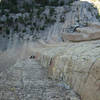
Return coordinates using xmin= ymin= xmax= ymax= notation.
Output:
xmin=62 ymin=25 xmax=100 ymax=42
xmin=33 ymin=40 xmax=100 ymax=100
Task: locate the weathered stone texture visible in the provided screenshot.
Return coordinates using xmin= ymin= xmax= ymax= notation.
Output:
xmin=62 ymin=22 xmax=100 ymax=42
xmin=33 ymin=40 xmax=100 ymax=100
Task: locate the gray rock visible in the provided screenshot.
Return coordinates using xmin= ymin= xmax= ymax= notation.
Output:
xmin=63 ymin=1 xmax=99 ymax=32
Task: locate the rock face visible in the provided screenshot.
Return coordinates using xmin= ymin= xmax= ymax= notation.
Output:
xmin=62 ymin=22 xmax=100 ymax=42
xmin=62 ymin=1 xmax=100 ymax=32
xmin=0 ymin=48 xmax=80 ymax=100
xmin=33 ymin=40 xmax=100 ymax=100
xmin=81 ymin=0 xmax=100 ymax=13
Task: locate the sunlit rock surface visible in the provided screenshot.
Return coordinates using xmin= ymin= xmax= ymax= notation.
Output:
xmin=62 ymin=1 xmax=99 ymax=31
xmin=33 ymin=40 xmax=100 ymax=100
xmin=62 ymin=22 xmax=100 ymax=42
xmin=0 ymin=41 xmax=81 ymax=100
xmin=81 ymin=0 xmax=100 ymax=13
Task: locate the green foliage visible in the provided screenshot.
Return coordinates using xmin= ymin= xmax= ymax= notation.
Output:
xmin=67 ymin=0 xmax=74 ymax=6
xmin=34 ymin=0 xmax=65 ymax=6
xmin=14 ymin=24 xmax=18 ymax=32
xmin=6 ymin=17 xmax=13 ymax=25
xmin=60 ymin=17 xmax=65 ymax=23
xmin=0 ymin=0 xmax=18 ymax=13
xmin=27 ymin=22 xmax=32 ymax=25
xmin=59 ymin=1 xmax=64 ymax=6
xmin=45 ymin=18 xmax=56 ymax=24
xmin=1 ymin=9 xmax=5 ymax=15
xmin=40 ymin=26 xmax=45 ymax=30
xmin=29 ymin=13 xmax=33 ymax=20
xmin=96 ymin=14 xmax=100 ymax=21
xmin=23 ymin=2 xmax=33 ymax=12
xmin=0 ymin=26 xmax=2 ymax=34
xmin=88 ymin=7 xmax=91 ymax=11
xmin=40 ymin=16 xmax=44 ymax=21
xmin=9 ymin=6 xmax=19 ymax=13
xmin=18 ymin=16 xmax=24 ymax=24
xmin=5 ymin=13 xmax=9 ymax=17
xmin=6 ymin=27 xmax=10 ymax=35
xmin=8 ymin=0 xmax=17 ymax=5
xmin=49 ymin=0 xmax=59 ymax=6
xmin=49 ymin=8 xmax=55 ymax=16
xmin=22 ymin=29 xmax=26 ymax=33
xmin=37 ymin=7 xmax=45 ymax=15
xmin=33 ymin=22 xmax=37 ymax=27
xmin=35 ymin=0 xmax=48 ymax=6
xmin=30 ymin=27 xmax=34 ymax=31
xmin=24 ymin=16 xmax=29 ymax=22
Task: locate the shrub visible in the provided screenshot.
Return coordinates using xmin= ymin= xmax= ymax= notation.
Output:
xmin=67 ymin=0 xmax=74 ymax=6
xmin=45 ymin=18 xmax=56 ymax=24
xmin=9 ymin=6 xmax=19 ymax=13
xmin=60 ymin=17 xmax=65 ymax=23
xmin=59 ymin=1 xmax=64 ymax=6
xmin=5 ymin=13 xmax=9 ymax=17
xmin=22 ymin=29 xmax=26 ymax=33
xmin=49 ymin=0 xmax=58 ymax=6
xmin=29 ymin=13 xmax=33 ymax=20
xmin=35 ymin=0 xmax=48 ymax=6
xmin=0 ymin=0 xmax=18 ymax=13
xmin=27 ymin=22 xmax=32 ymax=25
xmin=18 ymin=16 xmax=24 ymax=24
xmin=14 ymin=24 xmax=18 ymax=32
xmin=37 ymin=7 xmax=45 ymax=17
xmin=6 ymin=17 xmax=13 ymax=25
xmin=96 ymin=14 xmax=100 ymax=21
xmin=49 ymin=8 xmax=55 ymax=16
xmin=1 ymin=9 xmax=5 ymax=15
xmin=6 ymin=27 xmax=10 ymax=35
xmin=23 ymin=2 xmax=32 ymax=12
xmin=30 ymin=27 xmax=34 ymax=31
xmin=33 ymin=22 xmax=37 ymax=27
xmin=40 ymin=26 xmax=45 ymax=30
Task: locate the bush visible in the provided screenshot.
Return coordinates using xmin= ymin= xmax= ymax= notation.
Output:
xmin=37 ymin=7 xmax=45 ymax=18
xmin=59 ymin=1 xmax=64 ymax=6
xmin=60 ymin=16 xmax=65 ymax=23
xmin=0 ymin=0 xmax=18 ymax=13
xmin=22 ymin=29 xmax=26 ymax=33
xmin=40 ymin=26 xmax=45 ymax=30
xmin=14 ymin=24 xmax=18 ymax=32
xmin=35 ymin=0 xmax=48 ymax=6
xmin=29 ymin=13 xmax=33 ymax=20
xmin=30 ymin=27 xmax=34 ymax=31
xmin=49 ymin=8 xmax=55 ymax=16
xmin=96 ymin=14 xmax=100 ymax=21
xmin=45 ymin=18 xmax=56 ymax=24
xmin=6 ymin=27 xmax=10 ymax=35
xmin=67 ymin=0 xmax=74 ymax=6
xmin=6 ymin=17 xmax=13 ymax=25
xmin=49 ymin=0 xmax=59 ymax=6
xmin=23 ymin=2 xmax=33 ymax=12
xmin=18 ymin=16 xmax=24 ymax=24
xmin=33 ymin=22 xmax=37 ymax=27
xmin=9 ymin=6 xmax=19 ymax=13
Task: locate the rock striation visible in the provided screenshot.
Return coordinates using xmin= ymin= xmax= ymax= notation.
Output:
xmin=62 ymin=1 xmax=100 ymax=33
xmin=33 ymin=40 xmax=100 ymax=100
xmin=62 ymin=22 xmax=100 ymax=42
